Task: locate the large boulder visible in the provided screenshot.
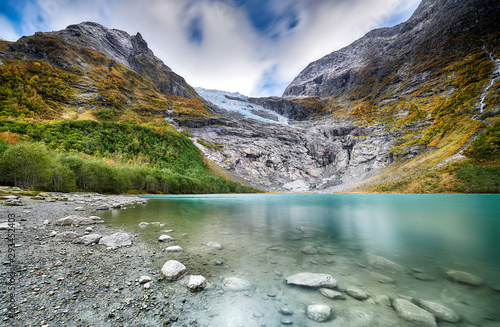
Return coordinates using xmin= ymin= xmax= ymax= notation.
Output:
xmin=161 ymin=260 xmax=187 ymax=281
xmin=98 ymin=232 xmax=132 ymax=249
xmin=286 ymin=273 xmax=337 ymax=288
xmin=393 ymin=298 xmax=437 ymax=327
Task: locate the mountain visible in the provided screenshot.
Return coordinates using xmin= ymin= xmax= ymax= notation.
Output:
xmin=192 ymin=0 xmax=499 ymax=193
xmin=283 ymin=0 xmax=500 ymax=100
xmin=0 ymin=22 xmax=255 ymax=194
xmin=1 ymin=0 xmax=498 ymax=194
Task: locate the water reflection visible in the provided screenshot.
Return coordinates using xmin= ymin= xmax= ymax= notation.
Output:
xmin=101 ymin=194 xmax=500 ymax=326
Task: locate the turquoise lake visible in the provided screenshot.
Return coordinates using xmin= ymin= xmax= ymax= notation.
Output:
xmin=102 ymin=194 xmax=500 ymax=326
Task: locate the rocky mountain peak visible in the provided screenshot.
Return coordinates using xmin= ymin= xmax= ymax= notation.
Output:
xmin=282 ymin=0 xmax=498 ymax=99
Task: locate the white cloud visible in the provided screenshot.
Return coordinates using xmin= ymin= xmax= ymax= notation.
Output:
xmin=0 ymin=15 xmax=20 ymax=41
xmin=8 ymin=0 xmax=422 ymax=96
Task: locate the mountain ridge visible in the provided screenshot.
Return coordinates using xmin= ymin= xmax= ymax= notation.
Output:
xmin=0 ymin=0 xmax=499 ymax=193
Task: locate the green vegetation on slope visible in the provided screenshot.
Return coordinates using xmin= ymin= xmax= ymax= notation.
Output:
xmin=0 ymin=125 xmax=256 ymax=194
xmin=0 ymin=34 xmax=253 ymax=194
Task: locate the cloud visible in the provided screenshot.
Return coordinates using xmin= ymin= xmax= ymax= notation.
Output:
xmin=2 ymin=0 xmax=422 ymax=96
xmin=0 ymin=14 xmax=20 ymax=41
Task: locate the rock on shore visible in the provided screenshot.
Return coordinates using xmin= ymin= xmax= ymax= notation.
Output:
xmin=98 ymin=232 xmax=132 ymax=249
xmin=161 ymin=260 xmax=187 ymax=281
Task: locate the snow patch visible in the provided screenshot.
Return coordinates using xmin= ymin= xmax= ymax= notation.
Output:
xmin=195 ymin=87 xmax=289 ymax=125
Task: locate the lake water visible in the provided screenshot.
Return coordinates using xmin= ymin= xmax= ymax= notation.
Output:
xmin=102 ymin=194 xmax=500 ymax=326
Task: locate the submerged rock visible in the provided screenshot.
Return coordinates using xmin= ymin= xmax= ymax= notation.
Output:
xmin=370 ymin=272 xmax=395 ymax=284
xmin=222 ymin=277 xmax=254 ymax=292
xmin=320 ymin=288 xmax=345 ymax=300
xmin=411 ymin=272 xmax=436 ymax=281
xmin=161 ymin=260 xmax=187 ymax=281
xmin=301 ymin=245 xmax=318 ymax=255
xmin=165 ymin=245 xmax=183 ymax=253
xmin=367 ymin=254 xmax=405 ymax=273
xmin=445 ymin=270 xmax=483 ymax=286
xmin=286 ymin=273 xmax=337 ymax=289
xmin=158 ymin=235 xmax=174 ymax=243
xmin=99 ymin=232 xmax=132 ymax=249
xmin=207 ymin=242 xmax=223 ymax=250
xmin=418 ymin=300 xmax=460 ymax=323
xmin=346 ymin=287 xmax=369 ymax=300
xmin=187 ymin=275 xmax=209 ymax=292
xmin=393 ymin=298 xmax=437 ymax=327
xmin=374 ymin=295 xmax=392 ymax=307
xmin=306 ymin=304 xmax=331 ymax=322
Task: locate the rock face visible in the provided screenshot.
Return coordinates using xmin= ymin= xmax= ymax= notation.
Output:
xmin=283 ymin=0 xmax=499 ymax=99
xmin=161 ymin=260 xmax=187 ymax=281
xmin=98 ymin=232 xmax=132 ymax=249
xmin=286 ymin=273 xmax=337 ymax=288
xmin=445 ymin=270 xmax=483 ymax=286
xmin=189 ymin=110 xmax=394 ymax=192
xmin=306 ymin=304 xmax=332 ymax=322
xmin=40 ymin=22 xmax=197 ymax=99
xmin=393 ymin=298 xmax=437 ymax=327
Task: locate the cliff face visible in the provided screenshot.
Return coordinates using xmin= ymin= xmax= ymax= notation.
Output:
xmin=283 ymin=0 xmax=500 ymax=100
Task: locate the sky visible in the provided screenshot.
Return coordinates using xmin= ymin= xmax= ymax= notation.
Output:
xmin=0 ymin=0 xmax=421 ymax=96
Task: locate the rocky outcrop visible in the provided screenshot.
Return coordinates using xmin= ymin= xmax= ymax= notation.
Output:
xmin=247 ymin=97 xmax=328 ymax=121
xmin=6 ymin=22 xmax=199 ymax=99
xmin=189 ymin=113 xmax=395 ymax=192
xmin=283 ymin=0 xmax=500 ymax=99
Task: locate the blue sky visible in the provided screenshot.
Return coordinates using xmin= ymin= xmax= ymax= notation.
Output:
xmin=0 ymin=0 xmax=421 ymax=96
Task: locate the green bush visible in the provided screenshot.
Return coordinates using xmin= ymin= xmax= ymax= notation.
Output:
xmin=464 ymin=121 xmax=500 ymax=163
xmin=454 ymin=164 xmax=500 ymax=193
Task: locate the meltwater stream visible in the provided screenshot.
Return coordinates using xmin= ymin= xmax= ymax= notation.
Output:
xmin=102 ymin=194 xmax=500 ymax=327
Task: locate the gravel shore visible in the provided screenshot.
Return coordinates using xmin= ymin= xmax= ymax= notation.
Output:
xmin=0 ymin=189 xmax=196 ymax=327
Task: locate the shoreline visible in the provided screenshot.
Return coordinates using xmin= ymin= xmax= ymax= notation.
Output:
xmin=0 ymin=190 xmax=194 ymax=326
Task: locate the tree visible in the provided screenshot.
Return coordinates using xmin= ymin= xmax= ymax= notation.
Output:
xmin=0 ymin=142 xmax=51 ymax=189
